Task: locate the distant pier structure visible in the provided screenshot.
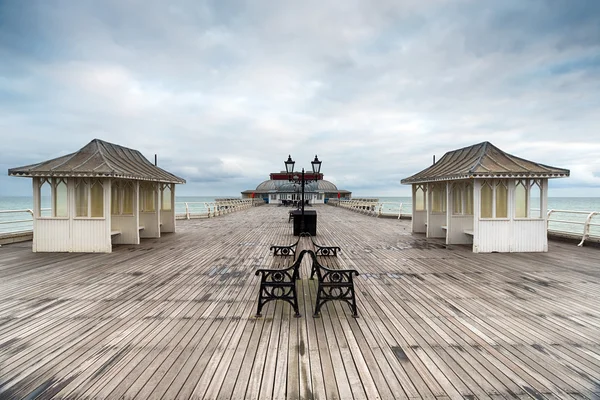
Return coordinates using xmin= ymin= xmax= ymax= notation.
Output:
xmin=402 ymin=141 xmax=569 ymax=253
xmin=8 ymin=139 xmax=185 ymax=253
xmin=242 ymin=169 xmax=351 ymax=204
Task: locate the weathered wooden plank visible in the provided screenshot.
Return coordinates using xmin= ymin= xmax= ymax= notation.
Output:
xmin=0 ymin=204 xmax=598 ymax=399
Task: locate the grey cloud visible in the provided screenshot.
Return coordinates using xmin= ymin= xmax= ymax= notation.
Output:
xmin=1 ymin=0 xmax=599 ymax=197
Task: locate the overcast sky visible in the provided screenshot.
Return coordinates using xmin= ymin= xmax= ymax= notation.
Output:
xmin=1 ymin=0 xmax=599 ymax=197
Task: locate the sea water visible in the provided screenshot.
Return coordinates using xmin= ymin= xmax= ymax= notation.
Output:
xmin=1 ymin=196 xmax=599 ymax=236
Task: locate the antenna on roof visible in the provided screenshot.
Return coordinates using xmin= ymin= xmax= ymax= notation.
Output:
xmin=433 ymin=155 xmax=436 ymax=165
xmin=154 ymin=154 xmax=157 ymax=166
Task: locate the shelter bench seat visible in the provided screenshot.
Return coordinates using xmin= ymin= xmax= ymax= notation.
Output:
xmin=138 ymin=226 xmax=145 ymax=231
xmin=110 ymin=230 xmax=122 ymax=236
xmin=464 ymin=229 xmax=474 ymax=236
xmin=441 ymin=225 xmax=447 ymax=231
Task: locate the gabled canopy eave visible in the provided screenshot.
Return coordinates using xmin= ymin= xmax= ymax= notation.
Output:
xmin=401 ymin=172 xmax=569 ymax=185
xmin=8 ymin=170 xmax=186 ymax=184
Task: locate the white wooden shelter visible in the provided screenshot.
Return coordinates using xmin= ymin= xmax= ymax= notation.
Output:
xmin=401 ymin=142 xmax=569 ymax=253
xmin=8 ymin=139 xmax=185 ymax=253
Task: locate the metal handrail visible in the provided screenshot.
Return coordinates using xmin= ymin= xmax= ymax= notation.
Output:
xmin=175 ymin=199 xmax=255 ymax=220
xmin=0 ymin=209 xmax=49 ymax=235
xmin=376 ymin=202 xmax=405 ymax=219
xmin=546 ymin=209 xmax=600 ymax=247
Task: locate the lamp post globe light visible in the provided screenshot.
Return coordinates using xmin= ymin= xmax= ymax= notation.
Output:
xmin=285 ymin=155 xmax=322 ymax=235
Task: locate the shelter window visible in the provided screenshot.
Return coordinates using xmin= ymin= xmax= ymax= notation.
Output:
xmin=515 ymin=180 xmax=527 ymax=218
xmin=38 ymin=178 xmax=52 ymax=217
xmin=55 ymin=179 xmax=68 ymax=217
xmin=431 ymin=183 xmax=446 ymax=213
xmin=414 ymin=185 xmax=426 ymax=211
xmin=123 ymin=182 xmax=134 ymax=214
xmin=514 ymin=179 xmax=543 ymax=218
xmin=270 ymin=194 xmax=276 ymax=200
xmin=480 ymin=179 xmax=508 ymax=219
xmin=161 ymin=184 xmax=172 ymax=211
xmin=111 ymin=181 xmax=120 ymax=215
xmin=529 ymin=180 xmax=542 ymax=218
xmin=111 ymin=181 xmax=134 ymax=215
xmin=75 ymin=178 xmax=104 ymax=218
xmin=480 ymin=181 xmax=493 ymax=218
xmin=495 ymin=181 xmax=508 ymax=218
xmin=140 ymin=182 xmax=156 ymax=212
xmin=37 ymin=178 xmax=67 ymax=218
xmin=465 ymin=183 xmax=473 ymax=215
xmin=452 ymin=183 xmax=463 ymax=215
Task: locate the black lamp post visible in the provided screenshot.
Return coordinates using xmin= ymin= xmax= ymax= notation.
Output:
xmin=285 ymin=154 xmax=322 ymax=234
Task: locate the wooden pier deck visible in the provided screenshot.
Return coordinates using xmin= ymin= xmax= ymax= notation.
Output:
xmin=1 ymin=205 xmax=599 ymax=400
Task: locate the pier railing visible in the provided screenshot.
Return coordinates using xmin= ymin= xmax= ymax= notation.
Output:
xmin=175 ymin=199 xmax=256 ymax=220
xmin=0 ymin=209 xmax=34 ymax=234
xmin=546 ymin=209 xmax=600 ymax=246
xmin=1 ymin=203 xmax=598 ymax=247
xmin=334 ymin=199 xmax=408 ymax=219
xmin=336 ymin=199 xmax=379 ymax=216
xmin=376 ymin=202 xmax=406 ymax=219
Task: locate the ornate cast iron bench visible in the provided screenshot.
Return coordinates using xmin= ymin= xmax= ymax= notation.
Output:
xmin=299 ymin=233 xmax=342 ymax=278
xmin=255 ymin=249 xmax=311 ymax=318
xmin=305 ymin=250 xmax=359 ymax=318
xmin=270 ymin=236 xmax=301 ymax=257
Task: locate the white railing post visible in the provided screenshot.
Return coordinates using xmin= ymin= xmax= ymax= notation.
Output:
xmin=398 ymin=203 xmax=403 ymax=219
xmin=185 ymin=202 xmax=190 ymax=220
xmin=546 ymin=209 xmax=554 ymax=232
xmin=578 ymin=211 xmax=598 ymax=247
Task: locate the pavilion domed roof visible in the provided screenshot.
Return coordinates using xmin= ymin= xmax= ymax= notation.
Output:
xmin=254 ymin=179 xmax=338 ymax=192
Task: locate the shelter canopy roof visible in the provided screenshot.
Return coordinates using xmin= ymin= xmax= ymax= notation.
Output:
xmin=401 ymin=141 xmax=570 ymax=184
xmin=8 ymin=139 xmax=186 ymax=184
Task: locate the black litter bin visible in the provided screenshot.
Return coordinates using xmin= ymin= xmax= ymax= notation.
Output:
xmin=291 ymin=210 xmax=317 ymax=236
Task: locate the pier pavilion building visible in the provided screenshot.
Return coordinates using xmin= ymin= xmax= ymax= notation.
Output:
xmin=8 ymin=139 xmax=185 ymax=253
xmin=241 ymin=171 xmax=351 ymax=204
xmin=401 ymin=141 xmax=569 ymax=253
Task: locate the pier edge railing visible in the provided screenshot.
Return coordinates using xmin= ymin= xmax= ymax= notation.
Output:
xmin=1 ymin=202 xmax=599 ymax=247
xmin=332 ymin=199 xmax=408 ymax=219
xmin=331 ymin=200 xmax=600 ymax=246
xmin=546 ymin=209 xmax=600 ymax=247
xmin=175 ymin=199 xmax=261 ymax=220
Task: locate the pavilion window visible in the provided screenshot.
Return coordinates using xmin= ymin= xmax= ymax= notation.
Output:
xmin=414 ymin=185 xmax=426 ymax=211
xmin=140 ymin=183 xmax=156 ymax=212
xmin=431 ymin=183 xmax=446 ymax=213
xmin=54 ymin=179 xmax=68 ymax=218
xmin=37 ymin=178 xmax=67 ymax=218
xmin=495 ymin=180 xmax=508 ymax=218
xmin=161 ymin=184 xmax=172 ymax=211
xmin=515 ymin=180 xmax=528 ymax=218
xmin=38 ymin=178 xmax=52 ymax=217
xmin=75 ymin=178 xmax=104 ymax=218
xmin=111 ymin=181 xmax=120 ymax=215
xmin=111 ymin=180 xmax=134 ymax=216
xmin=529 ymin=180 xmax=542 ymax=218
xmin=123 ymin=182 xmax=134 ymax=214
xmin=452 ymin=183 xmax=463 ymax=215
xmin=480 ymin=181 xmax=493 ymax=218
xmin=90 ymin=181 xmax=104 ymax=217
xmin=75 ymin=179 xmax=89 ymax=217
xmin=480 ymin=179 xmax=508 ymax=218
xmin=465 ymin=182 xmax=473 ymax=215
